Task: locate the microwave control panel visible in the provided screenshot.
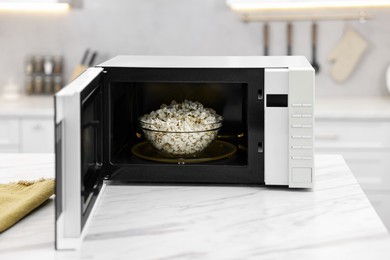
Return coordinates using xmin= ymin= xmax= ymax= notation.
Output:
xmin=264 ymin=67 xmax=314 ymax=188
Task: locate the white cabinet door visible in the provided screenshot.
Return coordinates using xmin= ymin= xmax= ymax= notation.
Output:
xmin=0 ymin=119 xmax=20 ymax=152
xmin=343 ymin=152 xmax=390 ymax=191
xmin=364 ymin=190 xmax=390 ymax=231
xmin=316 ymin=120 xmax=390 ymax=149
xmin=21 ymin=118 xmax=54 ymax=153
xmin=315 ymin=120 xmax=390 ymax=191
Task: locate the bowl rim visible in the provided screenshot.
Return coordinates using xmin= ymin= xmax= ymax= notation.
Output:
xmin=138 ymin=118 xmax=222 ymax=133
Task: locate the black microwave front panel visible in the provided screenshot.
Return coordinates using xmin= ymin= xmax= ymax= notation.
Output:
xmin=102 ymin=67 xmax=265 ymax=185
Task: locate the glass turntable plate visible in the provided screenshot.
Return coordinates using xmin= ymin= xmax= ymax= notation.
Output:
xmin=131 ymin=140 xmax=237 ymax=164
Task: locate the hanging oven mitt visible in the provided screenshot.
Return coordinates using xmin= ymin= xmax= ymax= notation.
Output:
xmin=0 ymin=178 xmax=54 ymax=233
xmin=327 ymin=26 xmax=368 ymax=83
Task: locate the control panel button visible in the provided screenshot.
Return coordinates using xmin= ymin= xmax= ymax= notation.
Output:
xmin=291 ymin=145 xmax=302 ymax=149
xmin=292 ymin=124 xmax=302 ymax=128
xmin=302 ymin=103 xmax=312 ymax=107
xmin=292 ymin=156 xmax=302 ymax=160
xmin=302 ymin=114 xmax=312 ymax=118
xmin=292 ymin=168 xmax=312 ymax=183
xmin=291 ymin=145 xmax=312 ymax=149
xmin=292 ymin=114 xmax=302 ymax=118
xmin=291 ymin=156 xmax=312 ymax=160
xmin=302 ymin=124 xmax=312 ymax=128
xmin=291 ymin=135 xmax=313 ymax=139
xmin=292 ymin=103 xmax=302 ymax=107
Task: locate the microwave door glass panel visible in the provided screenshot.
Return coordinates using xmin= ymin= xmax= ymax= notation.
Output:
xmin=55 ymin=121 xmax=63 ymax=227
xmin=81 ymin=86 xmax=103 ymax=214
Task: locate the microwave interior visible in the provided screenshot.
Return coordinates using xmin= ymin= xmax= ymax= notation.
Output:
xmin=81 ymin=68 xmax=264 ymax=187
xmin=110 ymin=82 xmax=247 ymax=164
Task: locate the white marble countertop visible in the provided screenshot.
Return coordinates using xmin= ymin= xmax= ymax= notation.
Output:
xmin=316 ymin=96 xmax=390 ymax=120
xmin=0 ymin=153 xmax=390 ymax=259
xmin=0 ymin=96 xmax=53 ymax=118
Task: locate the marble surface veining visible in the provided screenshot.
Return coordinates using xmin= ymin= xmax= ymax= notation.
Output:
xmin=0 ymin=154 xmax=390 ymax=260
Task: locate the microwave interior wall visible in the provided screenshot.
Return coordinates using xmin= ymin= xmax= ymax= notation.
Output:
xmin=110 ymin=82 xmax=247 ymax=161
xmin=96 ymin=68 xmax=264 ymax=184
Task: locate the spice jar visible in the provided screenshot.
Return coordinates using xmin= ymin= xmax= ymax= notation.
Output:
xmin=25 ymin=75 xmax=33 ymax=94
xmin=33 ymin=55 xmax=44 ymax=73
xmin=25 ymin=56 xmax=33 ymax=75
xmin=53 ymin=56 xmax=63 ymax=74
xmin=44 ymin=76 xmax=53 ymax=94
xmin=54 ymin=75 xmax=62 ymax=93
xmin=44 ymin=56 xmax=54 ymax=75
xmin=34 ymin=75 xmax=43 ymax=94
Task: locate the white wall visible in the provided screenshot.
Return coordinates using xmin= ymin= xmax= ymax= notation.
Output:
xmin=1 ymin=0 xmax=390 ymax=97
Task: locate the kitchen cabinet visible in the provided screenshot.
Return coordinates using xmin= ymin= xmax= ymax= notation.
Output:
xmin=0 ymin=119 xmax=19 ymax=152
xmin=315 ymin=120 xmax=390 ymax=191
xmin=20 ymin=118 xmax=54 ymax=153
xmin=0 ymin=117 xmax=54 ymax=153
xmin=0 ymin=97 xmax=54 ymax=153
xmin=316 ymin=97 xmax=390 ymax=231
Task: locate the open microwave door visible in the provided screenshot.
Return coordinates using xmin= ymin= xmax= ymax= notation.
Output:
xmin=55 ymin=68 xmax=105 ymax=250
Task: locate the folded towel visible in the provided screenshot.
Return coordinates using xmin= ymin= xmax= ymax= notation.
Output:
xmin=0 ymin=178 xmax=54 ymax=233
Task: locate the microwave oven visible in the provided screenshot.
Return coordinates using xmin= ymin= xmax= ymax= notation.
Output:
xmin=55 ymin=55 xmax=315 ymax=249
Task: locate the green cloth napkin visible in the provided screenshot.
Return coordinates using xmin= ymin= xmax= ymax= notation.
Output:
xmin=0 ymin=178 xmax=54 ymax=232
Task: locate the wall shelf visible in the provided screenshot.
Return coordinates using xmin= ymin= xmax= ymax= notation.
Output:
xmin=240 ymin=11 xmax=373 ymax=22
xmin=0 ymin=0 xmax=82 ymax=12
xmin=227 ymin=0 xmax=390 ymax=22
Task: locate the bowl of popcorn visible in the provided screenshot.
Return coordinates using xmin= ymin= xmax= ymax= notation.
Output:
xmin=139 ymin=100 xmax=223 ymax=157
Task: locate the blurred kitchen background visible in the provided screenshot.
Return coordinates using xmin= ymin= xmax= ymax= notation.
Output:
xmin=1 ymin=0 xmax=390 ymax=230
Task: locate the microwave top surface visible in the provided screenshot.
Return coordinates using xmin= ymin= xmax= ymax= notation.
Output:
xmin=98 ymin=55 xmax=313 ymax=69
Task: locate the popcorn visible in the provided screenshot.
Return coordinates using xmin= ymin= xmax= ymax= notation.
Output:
xmin=139 ymin=100 xmax=222 ymax=156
